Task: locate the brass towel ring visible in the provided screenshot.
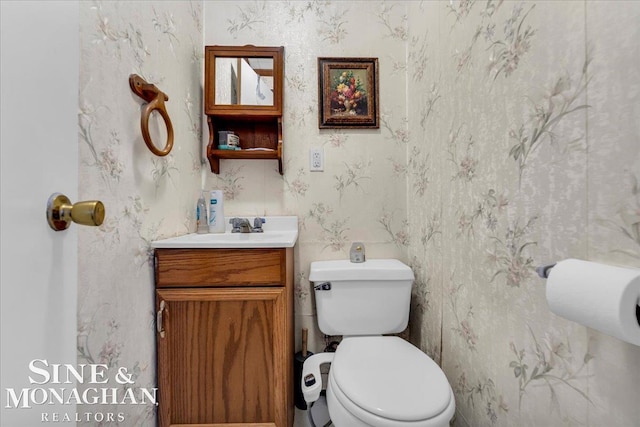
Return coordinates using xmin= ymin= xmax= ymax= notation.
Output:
xmin=129 ymin=74 xmax=174 ymax=157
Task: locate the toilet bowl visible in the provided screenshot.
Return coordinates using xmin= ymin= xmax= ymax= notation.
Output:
xmin=326 ymin=336 xmax=455 ymax=427
xmin=302 ymin=259 xmax=455 ymax=427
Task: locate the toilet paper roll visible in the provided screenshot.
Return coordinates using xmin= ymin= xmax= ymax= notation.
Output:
xmin=546 ymin=259 xmax=640 ymax=346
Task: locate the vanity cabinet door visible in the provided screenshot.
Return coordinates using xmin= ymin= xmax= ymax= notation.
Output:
xmin=156 ymin=287 xmax=288 ymax=427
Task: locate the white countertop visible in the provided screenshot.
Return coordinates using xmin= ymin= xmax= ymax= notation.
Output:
xmin=151 ymin=216 xmax=298 ymax=249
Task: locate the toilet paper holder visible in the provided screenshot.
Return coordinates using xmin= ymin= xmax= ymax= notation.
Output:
xmin=535 ymin=263 xmax=557 ymax=279
xmin=537 ymin=261 xmax=640 ymax=328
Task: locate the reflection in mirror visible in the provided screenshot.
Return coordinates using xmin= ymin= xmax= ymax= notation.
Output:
xmin=215 ymin=57 xmax=274 ymax=106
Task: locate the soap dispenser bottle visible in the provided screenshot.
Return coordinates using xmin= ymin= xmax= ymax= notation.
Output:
xmin=196 ymin=191 xmax=208 ymax=234
xmin=208 ymin=190 xmax=225 ymax=233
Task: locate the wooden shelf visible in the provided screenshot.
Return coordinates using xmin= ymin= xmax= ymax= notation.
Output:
xmin=211 ymin=149 xmax=278 ymax=160
xmin=208 ymin=141 xmax=283 ymax=175
xmin=206 ymin=116 xmax=283 ymax=174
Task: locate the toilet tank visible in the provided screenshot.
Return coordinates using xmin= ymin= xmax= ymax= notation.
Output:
xmin=309 ymin=259 xmax=415 ymax=336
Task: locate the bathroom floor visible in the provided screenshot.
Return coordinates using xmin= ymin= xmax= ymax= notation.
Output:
xmin=294 ymin=395 xmax=331 ymax=427
xmin=294 ymin=408 xmax=311 ymax=427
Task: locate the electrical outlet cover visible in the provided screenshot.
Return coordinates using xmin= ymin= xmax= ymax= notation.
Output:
xmin=310 ymin=148 xmax=324 ymax=171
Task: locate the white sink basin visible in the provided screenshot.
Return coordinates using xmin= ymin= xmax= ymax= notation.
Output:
xmin=151 ymin=216 xmax=298 ymax=249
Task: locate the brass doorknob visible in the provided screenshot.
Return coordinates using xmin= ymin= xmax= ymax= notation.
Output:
xmin=46 ymin=193 xmax=105 ymax=231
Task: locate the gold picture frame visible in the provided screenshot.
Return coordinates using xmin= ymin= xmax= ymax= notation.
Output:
xmin=318 ymin=57 xmax=379 ymax=129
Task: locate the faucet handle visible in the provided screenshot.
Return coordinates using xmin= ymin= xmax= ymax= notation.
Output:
xmin=229 ymin=217 xmax=241 ymax=232
xmin=253 ymin=217 xmax=265 ymax=232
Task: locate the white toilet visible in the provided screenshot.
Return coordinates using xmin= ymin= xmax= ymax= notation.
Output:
xmin=301 ymin=259 xmax=455 ymax=427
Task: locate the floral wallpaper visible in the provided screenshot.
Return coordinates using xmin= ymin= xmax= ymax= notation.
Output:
xmin=78 ymin=1 xmax=203 ymax=424
xmin=77 ymin=1 xmax=639 ymax=426
xmin=201 ymin=0 xmax=409 ymax=353
xmin=406 ymin=1 xmax=640 ymax=426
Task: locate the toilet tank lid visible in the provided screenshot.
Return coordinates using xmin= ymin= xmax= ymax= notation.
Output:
xmin=309 ymin=259 xmax=414 ymax=282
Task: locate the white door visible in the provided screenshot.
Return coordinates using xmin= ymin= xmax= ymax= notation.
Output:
xmin=1 ymin=1 xmax=79 ymax=425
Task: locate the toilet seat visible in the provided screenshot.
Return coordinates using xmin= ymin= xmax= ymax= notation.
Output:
xmin=329 ymin=336 xmax=454 ymax=426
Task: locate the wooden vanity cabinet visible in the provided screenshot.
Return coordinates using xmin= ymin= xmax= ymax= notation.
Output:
xmin=154 ymin=248 xmax=294 ymax=427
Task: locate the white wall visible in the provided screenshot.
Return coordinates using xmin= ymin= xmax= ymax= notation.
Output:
xmin=1 ymin=2 xmax=79 ymax=425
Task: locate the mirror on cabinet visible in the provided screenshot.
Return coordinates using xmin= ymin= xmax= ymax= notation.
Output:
xmin=215 ymin=57 xmax=274 ymax=106
xmin=205 ymin=45 xmax=283 ymax=115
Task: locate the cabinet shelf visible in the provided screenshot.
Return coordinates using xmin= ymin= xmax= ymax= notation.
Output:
xmin=210 ymin=149 xmax=279 ymax=160
xmin=208 ymin=140 xmax=283 ymax=175
xmin=206 ymin=115 xmax=283 ymax=174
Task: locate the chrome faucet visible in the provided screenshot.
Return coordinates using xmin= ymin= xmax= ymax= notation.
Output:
xmin=229 ymin=217 xmax=251 ymax=233
xmin=229 ymin=217 xmax=265 ymax=233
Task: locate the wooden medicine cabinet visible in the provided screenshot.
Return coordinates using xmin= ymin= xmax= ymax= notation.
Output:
xmin=204 ymin=45 xmax=284 ymax=174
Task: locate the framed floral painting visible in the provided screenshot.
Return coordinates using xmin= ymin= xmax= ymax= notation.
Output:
xmin=318 ymin=57 xmax=379 ymax=129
